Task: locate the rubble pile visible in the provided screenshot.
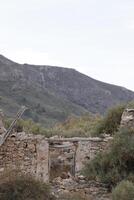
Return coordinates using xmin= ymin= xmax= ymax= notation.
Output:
xmin=52 ymin=175 xmax=111 ymax=200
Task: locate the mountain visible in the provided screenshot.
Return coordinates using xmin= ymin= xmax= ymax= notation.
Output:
xmin=0 ymin=54 xmax=134 ymax=127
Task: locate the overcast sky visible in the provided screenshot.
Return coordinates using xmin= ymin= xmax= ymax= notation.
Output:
xmin=0 ymin=0 xmax=134 ymax=91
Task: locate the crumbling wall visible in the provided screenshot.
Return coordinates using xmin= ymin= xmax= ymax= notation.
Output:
xmin=49 ymin=137 xmax=113 ymax=179
xmin=0 ymin=132 xmax=49 ymax=182
xmin=0 ymin=132 xmax=112 ymax=182
xmin=75 ymin=137 xmax=113 ymax=173
xmin=49 ymin=142 xmax=76 ymax=180
xmin=120 ymin=108 xmax=134 ymax=129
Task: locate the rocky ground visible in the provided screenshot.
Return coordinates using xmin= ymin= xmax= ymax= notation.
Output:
xmin=51 ymin=175 xmax=111 ymax=200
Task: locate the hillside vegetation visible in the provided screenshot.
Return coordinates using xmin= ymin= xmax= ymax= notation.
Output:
xmin=0 ymin=54 xmax=134 ymax=127
xmin=5 ymin=104 xmax=124 ymax=138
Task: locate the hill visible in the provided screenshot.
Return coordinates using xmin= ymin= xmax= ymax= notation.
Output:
xmin=0 ymin=54 xmax=134 ymax=126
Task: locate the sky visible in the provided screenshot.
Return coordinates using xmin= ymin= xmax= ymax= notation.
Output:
xmin=0 ymin=0 xmax=134 ymax=91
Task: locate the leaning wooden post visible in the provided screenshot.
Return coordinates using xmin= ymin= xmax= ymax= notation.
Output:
xmin=0 ymin=106 xmax=27 ymax=146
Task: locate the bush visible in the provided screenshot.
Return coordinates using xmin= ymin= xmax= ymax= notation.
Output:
xmin=98 ymin=104 xmax=125 ymax=135
xmin=51 ymin=113 xmax=102 ymax=137
xmin=112 ymin=180 xmax=134 ymax=200
xmin=4 ymin=104 xmax=125 ymax=137
xmin=0 ymin=172 xmax=55 ymax=200
xmin=92 ymin=104 xmax=125 ymax=136
xmin=83 ymin=128 xmax=134 ymax=187
xmin=127 ymin=101 xmax=134 ymax=109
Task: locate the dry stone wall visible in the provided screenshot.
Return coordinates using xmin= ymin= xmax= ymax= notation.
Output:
xmin=49 ymin=137 xmax=113 ymax=179
xmin=75 ymin=137 xmax=112 ymax=174
xmin=0 ymin=132 xmax=49 ymax=182
xmin=0 ymin=131 xmax=112 ymax=182
xmin=120 ymin=108 xmax=134 ymax=129
xmin=49 ymin=142 xmax=76 ymax=180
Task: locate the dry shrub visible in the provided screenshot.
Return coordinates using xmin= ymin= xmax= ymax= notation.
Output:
xmin=0 ymin=171 xmax=55 ymax=200
xmin=112 ymin=180 xmax=134 ymax=200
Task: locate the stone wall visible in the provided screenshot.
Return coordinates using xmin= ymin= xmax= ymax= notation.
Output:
xmin=0 ymin=132 xmax=112 ymax=182
xmin=48 ymin=136 xmax=113 ymax=179
xmin=49 ymin=142 xmax=76 ymax=180
xmin=120 ymin=108 xmax=134 ymax=129
xmin=75 ymin=137 xmax=112 ymax=173
xmin=0 ymin=132 xmax=49 ymax=182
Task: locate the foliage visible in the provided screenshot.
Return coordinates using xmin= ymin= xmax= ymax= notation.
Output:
xmin=4 ymin=118 xmax=52 ymax=137
xmin=112 ymin=180 xmax=134 ymax=200
xmin=0 ymin=171 xmax=55 ymax=200
xmin=0 ymin=79 xmax=87 ymax=128
xmin=54 ymin=102 xmax=134 ymax=137
xmin=127 ymin=101 xmax=134 ymax=109
xmin=92 ymin=104 xmax=125 ymax=136
xmin=50 ymin=113 xmax=102 ymax=137
xmin=83 ymin=128 xmax=134 ymax=188
xmin=4 ymin=113 xmax=102 ymax=137
xmin=4 ymin=104 xmax=125 ymax=137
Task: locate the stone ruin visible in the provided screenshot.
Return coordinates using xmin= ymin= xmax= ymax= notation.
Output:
xmin=49 ymin=137 xmax=112 ymax=181
xmin=0 ymin=130 xmax=112 ymax=183
xmin=0 ymin=132 xmax=49 ymax=182
xmin=0 ymin=107 xmax=133 ymax=183
xmin=120 ymin=108 xmax=134 ymax=129
xmin=0 ymin=107 xmax=133 ymax=200
xmin=0 ymin=109 xmax=112 ymax=186
xmin=0 ymin=109 xmax=6 ymax=135
xmin=0 ymin=106 xmax=133 ymax=200
xmin=0 ymin=109 xmax=113 ymax=183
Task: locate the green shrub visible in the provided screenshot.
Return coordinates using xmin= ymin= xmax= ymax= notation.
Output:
xmin=127 ymin=101 xmax=134 ymax=109
xmin=83 ymin=128 xmax=134 ymax=187
xmin=90 ymin=118 xmax=105 ymax=136
xmin=93 ymin=104 xmax=125 ymax=135
xmin=4 ymin=104 xmax=125 ymax=137
xmin=51 ymin=113 xmax=102 ymax=137
xmin=112 ymin=180 xmax=134 ymax=200
xmin=0 ymin=172 xmax=55 ymax=200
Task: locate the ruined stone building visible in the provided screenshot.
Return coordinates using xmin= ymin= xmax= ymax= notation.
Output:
xmin=0 ymin=108 xmax=132 ymax=183
xmin=0 ymin=130 xmax=112 ymax=182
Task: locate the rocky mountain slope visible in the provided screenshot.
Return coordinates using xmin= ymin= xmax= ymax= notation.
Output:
xmin=0 ymin=54 xmax=134 ymax=126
